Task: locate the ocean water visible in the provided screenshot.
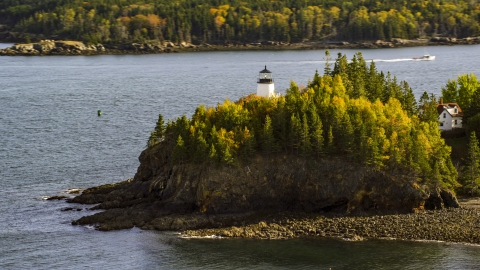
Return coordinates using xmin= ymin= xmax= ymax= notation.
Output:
xmin=2 ymin=44 xmax=480 ymax=269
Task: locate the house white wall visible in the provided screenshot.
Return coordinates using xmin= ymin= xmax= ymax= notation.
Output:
xmin=438 ymin=109 xmax=462 ymax=130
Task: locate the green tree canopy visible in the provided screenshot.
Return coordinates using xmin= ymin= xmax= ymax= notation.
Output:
xmin=3 ymin=0 xmax=480 ymax=44
xmin=460 ymin=132 xmax=480 ymax=195
xmin=149 ymin=53 xmax=458 ymax=189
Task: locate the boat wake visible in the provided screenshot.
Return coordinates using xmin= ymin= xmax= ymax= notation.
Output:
xmin=268 ymin=57 xmax=435 ymax=64
xmin=369 ymin=58 xmax=434 ymax=62
xmin=373 ymin=58 xmax=415 ymax=62
xmin=370 ymin=55 xmax=435 ymax=62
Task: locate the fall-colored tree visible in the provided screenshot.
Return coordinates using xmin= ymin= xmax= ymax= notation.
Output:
xmin=145 ymin=53 xmax=458 ymax=189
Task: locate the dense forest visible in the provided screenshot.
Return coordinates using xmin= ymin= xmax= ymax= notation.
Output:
xmin=443 ymin=73 xmax=480 ymax=136
xmin=441 ymin=73 xmax=480 ymax=194
xmin=147 ymin=52 xmax=458 ymax=190
xmin=1 ymin=0 xmax=480 ymax=44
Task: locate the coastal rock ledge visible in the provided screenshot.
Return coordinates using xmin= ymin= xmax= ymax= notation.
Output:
xmin=69 ymin=144 xmax=460 ymax=238
xmin=4 ymin=37 xmax=480 ymax=56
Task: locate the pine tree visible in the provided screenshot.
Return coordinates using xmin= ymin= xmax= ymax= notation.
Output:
xmin=147 ymin=130 xmax=158 ymax=147
xmin=300 ymin=114 xmax=311 ymax=156
xmin=418 ymin=91 xmax=439 ymax=123
xmin=326 ymin=125 xmax=334 ymax=153
xmin=262 ymin=115 xmax=275 ymax=157
xmin=272 ymin=97 xmax=288 ymax=151
xmin=241 ymin=127 xmax=257 ymax=160
xmin=289 ymin=114 xmax=302 ymax=154
xmin=365 ymin=62 xmax=384 ymax=102
xmin=366 ymin=137 xmax=383 ymax=168
xmin=461 ymin=132 xmax=480 ymax=195
xmin=358 ymin=124 xmax=368 ymax=163
xmin=400 ymin=81 xmax=418 ymax=116
xmin=155 ymin=113 xmax=165 ymax=141
xmin=222 ymin=145 xmax=235 ymax=165
xmin=173 ymin=135 xmax=186 ymax=163
xmin=194 ymin=131 xmax=208 ymax=163
xmin=208 ymin=143 xmax=217 ymax=163
xmin=311 ymin=115 xmax=324 ymax=158
xmin=339 ymin=114 xmax=355 ymax=154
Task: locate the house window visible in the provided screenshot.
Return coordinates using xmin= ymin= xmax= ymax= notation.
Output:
xmin=454 ymin=107 xmax=458 ymax=114
xmin=443 ymin=113 xmax=446 ymax=118
xmin=440 ymin=123 xmax=444 ymax=126
xmin=454 ymin=119 xmax=457 ymax=125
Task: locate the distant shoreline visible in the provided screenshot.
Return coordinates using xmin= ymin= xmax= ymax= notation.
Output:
xmin=1 ymin=37 xmax=480 ymax=56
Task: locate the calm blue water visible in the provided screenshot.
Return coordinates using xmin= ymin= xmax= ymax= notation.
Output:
xmin=2 ymin=44 xmax=480 ymax=269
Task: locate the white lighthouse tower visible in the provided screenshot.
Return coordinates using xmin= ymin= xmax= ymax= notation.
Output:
xmin=257 ymin=65 xmax=275 ymax=98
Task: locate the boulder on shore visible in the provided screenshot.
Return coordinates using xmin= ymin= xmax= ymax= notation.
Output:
xmin=0 ymin=40 xmax=197 ymax=56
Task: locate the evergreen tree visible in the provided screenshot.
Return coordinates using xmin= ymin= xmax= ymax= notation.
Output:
xmin=366 ymin=136 xmax=382 ymax=168
xmin=300 ymin=114 xmax=311 ymax=156
xmin=289 ymin=114 xmax=302 ymax=154
xmin=400 ymin=81 xmax=418 ymax=117
xmin=347 ymin=53 xmax=366 ymax=99
xmin=418 ymin=91 xmax=439 ymax=123
xmin=311 ymin=114 xmax=324 ymax=158
xmin=272 ymin=97 xmax=288 ymax=151
xmin=365 ymin=62 xmax=384 ymax=102
xmin=173 ymin=135 xmax=186 ymax=163
xmin=242 ymin=127 xmax=257 ymax=159
xmin=339 ymin=113 xmax=355 ymax=154
xmin=194 ymin=131 xmax=208 ymax=163
xmin=461 ymin=132 xmax=480 ymax=195
xmin=208 ymin=143 xmax=217 ymax=163
xmin=358 ymin=124 xmax=368 ymax=163
xmin=262 ymin=115 xmax=275 ymax=156
xmin=147 ymin=130 xmax=158 ymax=147
xmin=155 ymin=113 xmax=165 ymax=140
xmin=326 ymin=125 xmax=334 ymax=153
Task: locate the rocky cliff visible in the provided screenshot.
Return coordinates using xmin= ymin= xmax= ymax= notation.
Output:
xmin=69 ymin=143 xmax=459 ymax=231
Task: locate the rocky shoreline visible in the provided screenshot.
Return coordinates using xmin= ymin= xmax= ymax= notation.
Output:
xmin=67 ymin=182 xmax=480 ymax=245
xmin=2 ymin=36 xmax=480 ymax=56
xmin=64 ymin=146 xmax=474 ymax=245
xmin=182 ymin=206 xmax=480 ymax=244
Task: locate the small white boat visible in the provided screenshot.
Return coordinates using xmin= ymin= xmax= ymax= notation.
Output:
xmin=413 ymin=54 xmax=435 ymax=61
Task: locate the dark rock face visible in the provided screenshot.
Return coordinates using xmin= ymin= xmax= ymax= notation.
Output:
xmin=425 ymin=188 xmax=445 ymax=210
xmin=440 ymin=189 xmax=460 ymax=208
xmin=424 ymin=188 xmax=460 ymax=210
xmin=69 ymin=143 xmax=459 ymax=231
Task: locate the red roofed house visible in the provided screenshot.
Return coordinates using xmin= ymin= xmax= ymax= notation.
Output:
xmin=437 ymin=102 xmax=463 ymax=131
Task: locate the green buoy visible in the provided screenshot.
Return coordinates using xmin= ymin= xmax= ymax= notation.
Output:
xmin=97 ymin=110 xmax=102 ymax=116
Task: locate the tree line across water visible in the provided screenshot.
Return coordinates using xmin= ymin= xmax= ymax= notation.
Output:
xmin=148 ymin=52 xmax=460 ymax=190
xmin=2 ymin=0 xmax=480 ymax=44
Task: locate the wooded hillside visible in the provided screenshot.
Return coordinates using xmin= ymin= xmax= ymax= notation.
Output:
xmin=1 ymin=0 xmax=480 ymax=44
xmin=148 ymin=53 xmax=458 ymax=189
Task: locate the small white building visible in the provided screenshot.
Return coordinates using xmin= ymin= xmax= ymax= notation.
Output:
xmin=257 ymin=66 xmax=275 ymax=97
xmin=437 ymin=103 xmax=463 ymax=130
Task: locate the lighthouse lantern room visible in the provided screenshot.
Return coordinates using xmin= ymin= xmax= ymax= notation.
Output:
xmin=257 ymin=65 xmax=275 ymax=97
